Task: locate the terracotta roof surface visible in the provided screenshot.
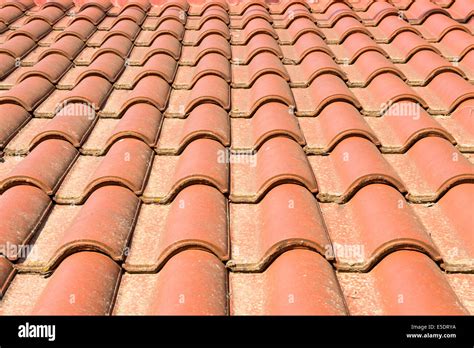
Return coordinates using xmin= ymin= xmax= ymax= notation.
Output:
xmin=0 ymin=0 xmax=473 ymax=315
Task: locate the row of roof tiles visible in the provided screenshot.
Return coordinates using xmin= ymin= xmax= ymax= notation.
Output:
xmin=1 ymin=134 xmax=473 ymax=204
xmin=1 ymin=249 xmax=472 ymax=315
xmin=0 ymin=0 xmax=472 ymax=315
xmin=3 ymin=99 xmax=474 ymax=154
xmin=1 ymin=179 xmax=473 ymax=273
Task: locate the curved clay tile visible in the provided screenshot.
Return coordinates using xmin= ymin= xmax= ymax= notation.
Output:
xmin=348 ymin=50 xmax=405 ymax=87
xmin=168 ymin=75 xmax=230 ymax=115
xmin=32 ymin=251 xmax=121 ymax=315
xmin=403 ymin=136 xmax=474 ymax=202
xmin=332 ymin=16 xmax=372 ymax=44
xmin=388 ymin=31 xmax=441 ymax=62
xmin=232 ymin=51 xmax=289 ymax=88
xmin=229 ymin=0 xmax=267 ymax=16
xmin=233 ymin=18 xmax=277 ymax=44
xmin=78 ymin=0 xmax=112 ymax=12
xmin=231 ymin=101 xmax=305 ymax=150
xmin=157 ymin=103 xmax=230 ymax=154
xmin=144 ymin=138 xmax=228 ymax=202
xmin=376 ymin=15 xmax=422 ymax=43
xmin=0 ymin=76 xmax=54 ymax=111
xmin=228 ymin=183 xmax=331 ymax=271
xmin=293 ymin=73 xmax=360 ymax=116
xmin=270 ymin=0 xmax=311 ymax=15
xmin=368 ymin=102 xmax=455 ymax=153
xmin=60 ymin=75 xmax=112 ymax=110
xmin=43 ymin=185 xmax=140 ymax=272
xmin=146 ymin=250 xmax=227 ymax=315
xmin=403 ymin=0 xmax=450 ymax=25
xmin=232 ymin=6 xmax=272 ymax=30
xmin=299 ymin=101 xmax=379 ymax=154
xmin=422 ymin=13 xmax=469 ymax=41
xmin=18 ymin=53 xmax=72 ymax=84
xmin=316 ymin=1 xmax=359 ymax=28
xmin=0 ymin=139 xmax=78 ymax=195
xmin=291 ymin=50 xmax=346 ymax=87
xmin=360 ymin=1 xmax=399 ymax=26
xmin=116 ymin=53 xmax=177 ymax=87
xmin=232 ymin=33 xmax=282 ymax=64
xmin=230 ymin=250 xmax=348 ymax=315
xmin=186 ymin=7 xmax=229 ymax=30
xmin=231 ymin=73 xmax=294 ymax=117
xmin=55 ymin=19 xmax=96 ymax=41
xmin=184 ymin=18 xmax=229 ymax=45
xmin=104 ymin=103 xmax=162 ymax=151
xmin=275 ymin=4 xmax=314 ymax=29
xmin=370 ymin=251 xmax=467 ymax=314
xmin=187 ymin=0 xmax=228 ymax=16
xmin=151 ymin=0 xmax=189 ymax=15
xmin=125 ymin=184 xmax=229 ymax=272
xmin=426 ymin=72 xmax=474 ymax=112
xmin=0 ymin=185 xmax=51 ymax=260
xmin=71 ymin=6 xmax=106 ymax=26
xmin=7 ymin=19 xmax=52 ymax=42
xmin=41 ymin=36 xmax=85 ymax=61
xmin=0 ymin=103 xmax=30 ymax=148
xmin=29 ymin=103 xmax=97 ymax=149
xmin=230 ymin=136 xmax=317 ymax=203
xmin=283 ymin=17 xmax=324 ymax=44
xmin=402 ymin=49 xmax=466 ymax=86
xmin=0 ymin=35 xmax=36 ymax=58
xmin=81 ymin=138 xmax=153 ymax=200
xmin=322 ymin=184 xmax=441 ymax=271
xmin=311 ymin=136 xmax=406 ymax=203
xmin=289 ymin=32 xmax=332 ymax=63
xmin=175 ymin=52 xmax=231 ymax=89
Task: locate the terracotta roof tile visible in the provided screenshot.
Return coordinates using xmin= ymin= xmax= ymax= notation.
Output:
xmin=230 ymin=137 xmax=317 ymax=202
xmin=299 ymin=101 xmax=378 ymax=154
xmin=310 ymin=136 xmax=406 ymax=203
xmin=0 ymin=185 xmax=51 ymax=260
xmin=230 ymin=250 xmax=348 ymax=315
xmin=229 ymin=184 xmax=330 ymax=271
xmin=116 ymin=250 xmax=227 ymax=315
xmin=338 ymin=250 xmax=469 ymax=315
xmin=55 ymin=137 xmax=153 ymax=203
xmin=0 ymin=76 xmax=54 ymax=111
xmin=293 ymin=73 xmax=360 ymax=116
xmin=183 ymin=18 xmax=229 ymax=44
xmin=143 ymin=138 xmax=229 ymax=202
xmin=231 ymin=73 xmax=294 ymax=116
xmin=231 ymin=33 xmax=281 ymax=64
xmin=0 ymin=103 xmax=30 ymax=150
xmin=231 ymin=102 xmax=304 ymax=150
xmin=125 ymin=185 xmax=229 ymax=272
xmin=174 ymin=52 xmax=231 ymax=88
xmin=321 ymin=184 xmax=441 ymax=270
xmin=0 ymin=139 xmax=78 ymax=194
xmin=276 ymin=17 xmax=323 ymax=44
xmin=282 ymin=31 xmax=331 ymax=64
xmin=156 ymin=103 xmax=230 ymax=154
xmin=32 ymin=251 xmax=121 ymax=315
xmin=0 ymin=0 xmax=472 ymax=316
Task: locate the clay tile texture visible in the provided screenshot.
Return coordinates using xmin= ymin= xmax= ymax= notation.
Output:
xmin=0 ymin=0 xmax=473 ymax=317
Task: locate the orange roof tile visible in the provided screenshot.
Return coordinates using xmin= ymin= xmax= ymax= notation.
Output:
xmin=0 ymin=0 xmax=473 ymax=316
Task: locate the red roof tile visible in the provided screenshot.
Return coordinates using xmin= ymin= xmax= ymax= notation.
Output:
xmin=0 ymin=0 xmax=473 ymax=316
